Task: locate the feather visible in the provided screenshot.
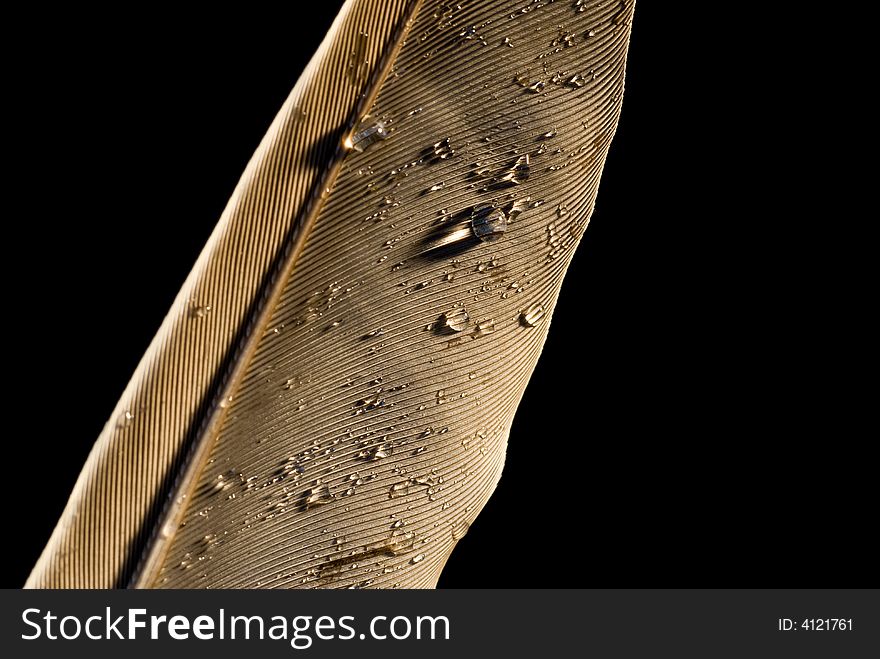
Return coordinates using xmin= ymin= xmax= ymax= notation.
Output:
xmin=27 ymin=0 xmax=635 ymax=589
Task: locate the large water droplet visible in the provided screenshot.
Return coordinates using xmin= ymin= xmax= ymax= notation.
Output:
xmin=440 ymin=307 xmax=470 ymax=332
xmin=347 ymin=117 xmax=390 ymax=152
xmin=411 ymin=553 xmax=426 ymax=564
xmin=520 ymin=304 xmax=545 ymax=327
xmin=471 ymin=204 xmax=507 ymax=242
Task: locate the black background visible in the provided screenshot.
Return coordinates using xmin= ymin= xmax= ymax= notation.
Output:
xmin=6 ymin=4 xmax=872 ymax=587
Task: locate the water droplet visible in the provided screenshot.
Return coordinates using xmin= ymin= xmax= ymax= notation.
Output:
xmin=507 ymin=197 xmax=530 ymax=223
xmin=305 ymin=483 xmax=333 ymax=509
xmin=190 ymin=303 xmax=212 ymax=319
xmin=541 ymin=128 xmax=558 ymax=139
xmin=440 ymin=307 xmax=470 ymax=332
xmin=559 ymin=32 xmax=576 ymax=48
xmin=566 ymin=74 xmax=586 ymax=88
xmin=492 ymin=154 xmax=530 ymax=188
xmin=502 ymin=36 xmax=513 ymax=47
xmin=471 ymin=204 xmax=507 ymax=242
xmin=405 ymin=280 xmax=432 ymax=294
xmin=411 ymin=553 xmax=426 ymax=564
xmin=118 ymin=410 xmax=134 ymax=428
xmin=477 ymin=259 xmax=498 ymax=270
xmin=371 ymin=444 xmax=392 ymax=460
xmin=520 ymin=304 xmax=545 ymax=327
xmin=472 ymin=320 xmax=496 ymax=337
xmin=527 ymin=80 xmax=545 ymax=93
xmin=347 ymin=117 xmax=390 ymax=152
xmin=436 ymin=390 xmax=447 ymax=404
xmin=428 ymin=181 xmax=446 ymax=192
xmin=212 ymin=471 xmax=239 ymax=493
xmin=353 ymin=394 xmax=386 ymax=414
xmin=431 ymin=138 xmax=455 ymax=161
xmin=390 ymin=481 xmax=410 ymax=498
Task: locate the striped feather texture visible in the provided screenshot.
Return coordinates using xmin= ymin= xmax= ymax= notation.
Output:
xmin=27 ymin=0 xmax=635 ymax=589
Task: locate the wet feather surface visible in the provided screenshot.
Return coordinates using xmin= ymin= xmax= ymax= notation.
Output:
xmin=27 ymin=0 xmax=634 ymax=589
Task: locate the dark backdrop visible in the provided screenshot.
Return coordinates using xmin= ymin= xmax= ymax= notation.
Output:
xmin=6 ymin=4 xmax=871 ymax=588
